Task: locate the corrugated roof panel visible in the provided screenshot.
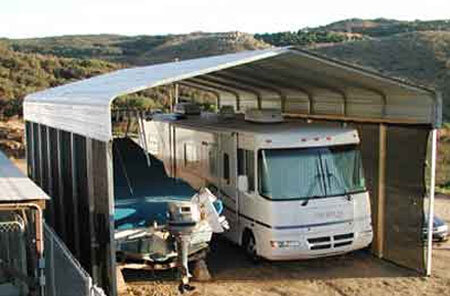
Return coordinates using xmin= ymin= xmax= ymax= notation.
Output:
xmin=0 ymin=151 xmax=49 ymax=202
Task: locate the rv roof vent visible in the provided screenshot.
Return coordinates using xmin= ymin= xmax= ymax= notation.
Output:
xmin=174 ymin=102 xmax=201 ymax=115
xmin=219 ymin=105 xmax=235 ymax=119
xmin=245 ymin=108 xmax=283 ymax=123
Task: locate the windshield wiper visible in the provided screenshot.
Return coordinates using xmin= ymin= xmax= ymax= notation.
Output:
xmin=301 ymin=195 xmax=320 ymax=206
xmin=344 ymin=188 xmax=352 ymax=201
xmin=324 ymin=162 xmax=352 ymax=201
xmin=301 ymin=171 xmax=325 ymax=206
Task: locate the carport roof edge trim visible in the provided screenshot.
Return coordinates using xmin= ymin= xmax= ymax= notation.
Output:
xmin=23 ymin=47 xmax=439 ymax=142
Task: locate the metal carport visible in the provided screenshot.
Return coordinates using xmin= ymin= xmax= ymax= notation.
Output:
xmin=23 ymin=47 xmax=441 ymax=295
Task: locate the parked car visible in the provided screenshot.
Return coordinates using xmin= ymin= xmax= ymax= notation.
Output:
xmin=423 ymin=215 xmax=448 ymax=242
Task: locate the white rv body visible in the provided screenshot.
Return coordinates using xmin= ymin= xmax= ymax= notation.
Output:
xmin=143 ymin=113 xmax=373 ymax=260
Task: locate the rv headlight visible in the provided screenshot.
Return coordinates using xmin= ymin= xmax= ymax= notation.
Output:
xmin=270 ymin=240 xmax=301 ymax=249
xmin=359 ymin=229 xmax=372 ymax=237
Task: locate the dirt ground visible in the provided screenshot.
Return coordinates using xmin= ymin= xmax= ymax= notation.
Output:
xmin=122 ymin=195 xmax=450 ymax=296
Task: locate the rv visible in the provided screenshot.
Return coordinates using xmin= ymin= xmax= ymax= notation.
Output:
xmin=143 ymin=108 xmax=373 ymax=260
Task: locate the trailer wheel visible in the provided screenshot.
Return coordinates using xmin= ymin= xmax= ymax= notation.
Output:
xmin=243 ymin=230 xmax=259 ymax=263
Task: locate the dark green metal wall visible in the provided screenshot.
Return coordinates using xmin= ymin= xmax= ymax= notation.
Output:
xmin=25 ymin=121 xmax=117 ymax=296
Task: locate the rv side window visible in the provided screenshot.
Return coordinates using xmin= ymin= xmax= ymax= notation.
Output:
xmin=237 ymin=149 xmax=245 ymax=175
xmin=246 ymin=150 xmax=255 ymax=192
xmin=223 ymin=153 xmax=230 ymax=184
xmin=237 ymin=149 xmax=255 ymax=192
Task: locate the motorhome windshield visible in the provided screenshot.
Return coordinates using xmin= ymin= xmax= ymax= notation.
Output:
xmin=258 ymin=145 xmax=366 ymax=201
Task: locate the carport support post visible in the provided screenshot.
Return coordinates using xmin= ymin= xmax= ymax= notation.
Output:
xmin=376 ymin=123 xmax=387 ymax=258
xmin=426 ymin=129 xmax=437 ymax=276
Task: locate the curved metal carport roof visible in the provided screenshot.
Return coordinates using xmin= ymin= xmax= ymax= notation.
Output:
xmin=23 ymin=47 xmax=441 ymax=142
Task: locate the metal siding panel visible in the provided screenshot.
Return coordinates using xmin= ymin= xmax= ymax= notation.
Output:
xmin=73 ymin=134 xmax=93 ymax=274
xmin=32 ymin=122 xmax=41 ymax=184
xmin=70 ymin=133 xmax=81 ymax=258
xmin=40 ymin=125 xmax=49 ymax=194
xmin=48 ymin=127 xmax=64 ymax=235
xmin=59 ymin=130 xmax=76 ymax=254
xmin=383 ymin=126 xmax=428 ymax=273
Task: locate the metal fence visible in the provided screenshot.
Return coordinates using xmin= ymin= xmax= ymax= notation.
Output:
xmin=44 ymin=223 xmax=106 ymax=296
xmin=0 ymin=213 xmax=28 ymax=295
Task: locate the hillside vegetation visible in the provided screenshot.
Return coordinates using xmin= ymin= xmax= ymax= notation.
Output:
xmin=0 ymin=41 xmax=120 ymax=117
xmin=319 ymin=18 xmax=450 ymax=37
xmin=256 ymin=18 xmax=450 ymax=46
xmin=6 ymin=32 xmax=269 ymax=66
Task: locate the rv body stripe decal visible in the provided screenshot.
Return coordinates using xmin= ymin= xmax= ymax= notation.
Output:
xmin=223 ymin=203 xmax=360 ymax=230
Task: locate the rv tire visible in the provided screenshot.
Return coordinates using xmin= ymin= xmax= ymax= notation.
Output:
xmin=243 ymin=230 xmax=260 ymax=264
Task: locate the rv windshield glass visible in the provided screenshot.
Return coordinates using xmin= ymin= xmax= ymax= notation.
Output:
xmin=258 ymin=145 xmax=366 ymax=200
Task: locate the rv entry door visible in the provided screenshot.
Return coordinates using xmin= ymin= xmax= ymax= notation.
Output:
xmin=219 ymin=132 xmax=239 ymax=242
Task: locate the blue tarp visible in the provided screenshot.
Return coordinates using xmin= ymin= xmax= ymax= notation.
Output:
xmin=113 ymin=138 xmax=196 ymax=230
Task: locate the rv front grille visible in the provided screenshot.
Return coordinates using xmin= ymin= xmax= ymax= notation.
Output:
xmin=307 ymin=232 xmax=354 ymax=251
xmin=333 ymin=233 xmax=354 ymax=240
xmin=334 ymin=241 xmax=352 ymax=248
xmin=307 ymin=236 xmax=331 ymax=244
xmin=311 ymin=244 xmax=331 ymax=250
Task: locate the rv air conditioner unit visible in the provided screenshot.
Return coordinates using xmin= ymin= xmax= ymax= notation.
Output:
xmin=174 ymin=102 xmax=201 ymax=115
xmin=219 ymin=105 xmax=235 ymax=119
xmin=245 ymin=108 xmax=283 ymax=123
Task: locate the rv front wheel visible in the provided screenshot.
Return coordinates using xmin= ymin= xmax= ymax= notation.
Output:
xmin=243 ymin=230 xmax=259 ymax=263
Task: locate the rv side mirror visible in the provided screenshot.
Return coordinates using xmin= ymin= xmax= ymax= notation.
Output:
xmin=238 ymin=175 xmax=249 ymax=192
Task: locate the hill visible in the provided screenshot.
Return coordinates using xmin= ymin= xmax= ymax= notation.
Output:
xmin=319 ymin=18 xmax=450 ymax=37
xmin=255 ymin=18 xmax=450 ymax=46
xmin=6 ymin=32 xmax=269 ymax=66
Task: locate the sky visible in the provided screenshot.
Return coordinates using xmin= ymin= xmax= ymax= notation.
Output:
xmin=1 ymin=0 xmax=450 ymax=38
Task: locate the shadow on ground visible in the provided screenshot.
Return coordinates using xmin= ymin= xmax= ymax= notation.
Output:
xmin=123 ymin=235 xmax=419 ymax=284
xmin=206 ymin=236 xmax=418 ymax=282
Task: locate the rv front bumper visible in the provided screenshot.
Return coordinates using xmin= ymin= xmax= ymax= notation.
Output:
xmin=257 ymin=227 xmax=373 ymax=261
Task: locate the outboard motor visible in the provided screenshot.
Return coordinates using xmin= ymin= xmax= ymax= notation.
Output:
xmin=168 ymin=201 xmax=200 ymax=293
